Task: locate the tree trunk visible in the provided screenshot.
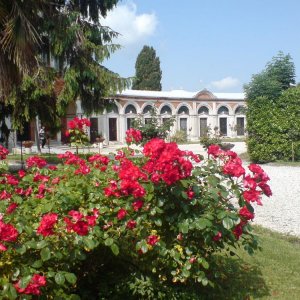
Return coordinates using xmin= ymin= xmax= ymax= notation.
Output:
xmin=35 ymin=116 xmax=41 ymax=154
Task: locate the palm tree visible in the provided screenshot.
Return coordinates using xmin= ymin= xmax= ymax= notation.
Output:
xmin=0 ymin=0 xmax=43 ymax=101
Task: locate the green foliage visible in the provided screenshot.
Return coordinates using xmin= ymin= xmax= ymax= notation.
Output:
xmin=0 ymin=137 xmax=265 ymax=298
xmin=132 ymin=45 xmax=162 ymax=91
xmin=245 ymin=52 xmax=299 ymax=162
xmin=247 ymin=88 xmax=300 ymax=162
xmin=132 ymin=107 xmax=175 ymax=144
xmin=171 ymin=130 xmax=188 ymax=143
xmin=244 ymin=51 xmax=295 ymax=101
xmin=2 ymin=0 xmax=129 ymax=132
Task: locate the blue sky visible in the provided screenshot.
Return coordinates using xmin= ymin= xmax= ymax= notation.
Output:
xmin=102 ymin=0 xmax=300 ymax=92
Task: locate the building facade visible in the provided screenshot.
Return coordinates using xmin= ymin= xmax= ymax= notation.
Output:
xmin=2 ymin=89 xmax=246 ymax=149
xmin=77 ymin=89 xmax=246 ymax=144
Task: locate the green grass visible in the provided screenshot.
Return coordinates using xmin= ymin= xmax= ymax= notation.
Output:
xmin=7 ymin=153 xmax=62 ymax=164
xmin=205 ymin=226 xmax=300 ymax=299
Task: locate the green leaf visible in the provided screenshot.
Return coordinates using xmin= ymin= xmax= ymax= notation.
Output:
xmin=154 ymin=219 xmax=162 ymax=226
xmin=55 ymin=272 xmax=65 ymax=285
xmin=111 ymin=243 xmax=119 ymax=256
xmin=36 ymin=240 xmax=48 ymax=249
xmin=83 ymin=238 xmax=95 ymax=250
xmin=65 ymin=273 xmax=77 ymax=285
xmin=40 ymin=247 xmax=51 ymax=261
xmin=179 ymin=222 xmax=189 ymax=234
xmin=32 ymin=260 xmax=43 ymax=268
xmin=19 ymin=275 xmax=32 ymax=289
xmin=15 ymin=245 xmax=26 ymax=255
xmin=105 ymin=238 xmax=114 ymax=247
xmin=222 ymin=217 xmax=234 ymax=230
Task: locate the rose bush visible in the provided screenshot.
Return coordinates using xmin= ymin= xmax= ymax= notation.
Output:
xmin=65 ymin=117 xmax=91 ymax=153
xmin=0 ymin=132 xmax=271 ymax=299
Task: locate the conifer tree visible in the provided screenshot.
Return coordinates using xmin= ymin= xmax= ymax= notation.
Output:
xmin=132 ymin=45 xmax=162 ymax=91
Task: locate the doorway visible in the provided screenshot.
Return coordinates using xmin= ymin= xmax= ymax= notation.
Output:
xmin=219 ymin=118 xmax=227 ymax=136
xmin=109 ymin=118 xmax=117 ymax=141
xmin=236 ymin=117 xmax=245 ymax=136
xmin=90 ymin=118 xmax=99 ymax=143
xmin=199 ymin=118 xmax=208 ymax=137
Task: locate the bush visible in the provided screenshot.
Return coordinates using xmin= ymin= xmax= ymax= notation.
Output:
xmin=247 ymin=87 xmax=300 ymax=163
xmin=170 ymin=130 xmax=187 ymax=143
xmin=0 ymin=133 xmax=271 ymax=298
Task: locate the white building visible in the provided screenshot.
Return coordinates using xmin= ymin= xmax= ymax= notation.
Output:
xmin=76 ymin=89 xmax=246 ymax=144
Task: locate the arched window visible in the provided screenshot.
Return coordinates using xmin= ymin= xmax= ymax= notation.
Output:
xmin=143 ymin=105 xmax=153 ymax=114
xmin=198 ymin=106 xmax=209 ymax=115
xmin=178 ymin=106 xmax=189 ymax=115
xmin=160 ymin=105 xmax=172 ymax=115
xmin=107 ymin=103 xmax=119 ymax=114
xmin=235 ymin=106 xmax=245 ymax=115
xmin=217 ymin=106 xmax=229 ymax=115
xmin=125 ymin=104 xmax=137 ymax=114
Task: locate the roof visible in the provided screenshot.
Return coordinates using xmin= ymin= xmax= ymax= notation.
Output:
xmin=118 ymin=89 xmax=245 ymax=100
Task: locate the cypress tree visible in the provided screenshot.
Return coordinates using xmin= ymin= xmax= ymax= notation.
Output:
xmin=132 ymin=45 xmax=162 ymax=91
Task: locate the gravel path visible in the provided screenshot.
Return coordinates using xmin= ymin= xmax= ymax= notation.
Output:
xmin=253 ymin=165 xmax=300 ymax=237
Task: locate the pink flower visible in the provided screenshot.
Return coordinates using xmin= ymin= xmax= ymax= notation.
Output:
xmin=207 ymin=144 xmax=222 ymax=158
xmin=18 ymin=169 xmax=26 ymax=178
xmin=132 ymin=200 xmax=144 ymax=211
xmin=243 ymin=189 xmax=262 ymax=204
xmin=37 ymin=213 xmax=58 ymax=236
xmin=0 ymin=145 xmax=9 ymax=160
xmin=117 ymin=208 xmax=127 ymax=220
xmin=0 ymin=220 xmax=19 ymax=242
xmin=0 ymin=190 xmax=12 ymax=200
xmin=125 ymin=128 xmax=142 ymax=144
xmin=213 ymin=231 xmax=222 ymax=242
xmin=223 ymin=159 xmax=245 ymax=177
xmin=186 ymin=188 xmax=195 ymax=199
xmin=6 ymin=203 xmax=18 ymax=214
xmin=126 ymin=219 xmax=137 ymax=229
xmin=26 ymin=156 xmax=47 ymax=169
xmin=147 ymin=235 xmax=159 ymax=246
xmin=239 ymin=206 xmax=254 ymax=220
xmin=248 ymin=164 xmax=263 ymax=174
xmin=15 ymin=274 xmax=46 ymax=295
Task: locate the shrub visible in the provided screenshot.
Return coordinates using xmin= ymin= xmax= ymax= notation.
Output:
xmin=171 ymin=130 xmax=187 ymax=143
xmin=0 ymin=132 xmax=271 ymax=298
xmin=247 ymin=86 xmax=300 ymax=163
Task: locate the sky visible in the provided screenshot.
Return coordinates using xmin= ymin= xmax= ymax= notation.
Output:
xmin=102 ymin=0 xmax=300 ymax=93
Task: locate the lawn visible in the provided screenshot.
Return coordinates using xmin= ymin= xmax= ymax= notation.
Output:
xmin=204 ymin=226 xmax=300 ymax=299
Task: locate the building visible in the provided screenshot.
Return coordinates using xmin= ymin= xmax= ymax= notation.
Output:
xmin=77 ymin=89 xmax=246 ymax=143
xmin=2 ymin=88 xmax=246 ymax=149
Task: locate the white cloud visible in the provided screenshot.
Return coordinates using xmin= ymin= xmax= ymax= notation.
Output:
xmin=210 ymin=76 xmax=239 ymax=90
xmin=102 ymin=2 xmax=158 ymax=45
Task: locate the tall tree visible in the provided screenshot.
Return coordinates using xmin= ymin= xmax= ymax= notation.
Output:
xmin=244 ymin=52 xmax=297 ymax=162
xmin=244 ymin=51 xmax=295 ymax=101
xmin=132 ymin=45 xmax=162 ymax=91
xmin=0 ymin=0 xmax=129 ymax=132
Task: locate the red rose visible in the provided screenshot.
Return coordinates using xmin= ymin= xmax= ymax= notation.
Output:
xmin=239 ymin=206 xmax=254 ymax=220
xmin=132 ymin=200 xmax=144 ymax=211
xmin=147 ymin=235 xmax=159 ymax=246
xmin=117 ymin=208 xmax=128 ymax=220
xmin=213 ymin=231 xmax=222 ymax=242
xmin=37 ymin=213 xmax=58 ymax=236
xmin=15 ymin=274 xmax=46 ymax=295
xmin=6 ymin=203 xmax=18 ymax=214
xmin=126 ymin=219 xmax=137 ymax=229
xmin=0 ymin=220 xmax=19 ymax=242
xmin=223 ymin=159 xmax=245 ymax=177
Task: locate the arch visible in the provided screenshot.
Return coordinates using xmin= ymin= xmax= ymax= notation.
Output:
xmin=177 ymin=105 xmax=190 ymax=115
xmin=160 ymin=105 xmax=172 ymax=115
xmin=198 ymin=106 xmax=209 ymax=115
xmin=217 ymin=106 xmax=229 ymax=115
xmin=235 ymin=105 xmax=246 ymax=115
xmin=125 ymin=104 xmax=137 ymax=114
xmin=143 ymin=104 xmax=153 ymax=114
